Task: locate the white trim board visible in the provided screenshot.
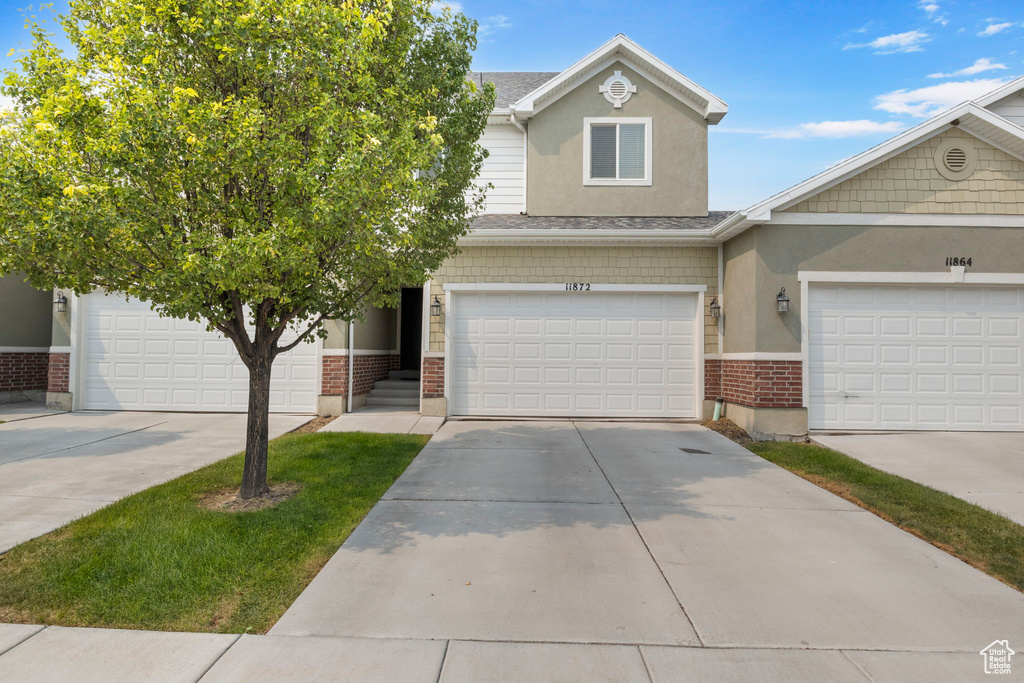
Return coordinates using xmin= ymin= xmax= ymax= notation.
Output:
xmin=715 ymin=352 xmax=804 ymax=361
xmin=798 ymin=270 xmax=1024 ymax=285
xmin=768 ymin=213 xmax=1024 ymax=227
xmin=442 ymin=283 xmax=708 ymax=293
xmin=0 ymin=347 xmax=50 ymax=353
xmin=320 ymin=349 xmax=399 ymax=356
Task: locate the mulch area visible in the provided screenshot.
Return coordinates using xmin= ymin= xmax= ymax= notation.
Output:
xmin=293 ymin=415 xmax=337 ymax=433
xmin=198 ymin=482 xmax=302 ymax=512
xmin=700 ymin=417 xmax=752 ymax=444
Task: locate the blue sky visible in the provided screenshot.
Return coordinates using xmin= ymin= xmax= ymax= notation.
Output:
xmin=4 ymin=0 xmax=1023 ymax=210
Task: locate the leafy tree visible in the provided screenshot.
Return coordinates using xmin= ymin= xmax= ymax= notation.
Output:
xmin=0 ymin=0 xmax=494 ymax=497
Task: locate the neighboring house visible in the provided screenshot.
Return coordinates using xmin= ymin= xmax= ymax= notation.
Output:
xmin=2 ymin=34 xmax=1023 ymax=439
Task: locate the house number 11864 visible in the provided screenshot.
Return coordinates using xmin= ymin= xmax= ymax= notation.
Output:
xmin=565 ymin=283 xmax=592 ymax=291
xmin=945 ymin=257 xmax=972 ymax=267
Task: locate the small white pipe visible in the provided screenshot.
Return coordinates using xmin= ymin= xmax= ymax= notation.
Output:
xmin=347 ymin=322 xmax=354 ymax=413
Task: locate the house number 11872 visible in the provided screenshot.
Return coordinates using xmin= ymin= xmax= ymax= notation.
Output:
xmin=565 ymin=283 xmax=592 ymax=291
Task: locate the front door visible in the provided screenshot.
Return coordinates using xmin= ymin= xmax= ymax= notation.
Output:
xmin=400 ymin=288 xmax=423 ymax=372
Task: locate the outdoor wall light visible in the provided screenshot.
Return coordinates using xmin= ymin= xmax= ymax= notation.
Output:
xmin=776 ymin=287 xmax=790 ymax=313
xmin=53 ymin=291 xmax=68 ymax=313
xmin=430 ymin=295 xmax=442 ymax=317
xmin=709 ymin=297 xmax=721 ymax=319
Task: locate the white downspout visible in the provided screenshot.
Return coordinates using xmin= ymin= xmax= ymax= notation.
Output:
xmin=509 ymin=108 xmax=527 ymax=214
xmin=346 ymin=322 xmax=354 ymax=413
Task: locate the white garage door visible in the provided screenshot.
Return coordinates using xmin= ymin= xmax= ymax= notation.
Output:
xmin=809 ymin=285 xmax=1024 ymax=431
xmin=81 ymin=293 xmax=317 ymax=412
xmin=451 ymin=290 xmax=698 ymax=417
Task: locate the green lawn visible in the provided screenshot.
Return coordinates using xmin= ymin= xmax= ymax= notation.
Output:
xmin=750 ymin=441 xmax=1024 ymax=592
xmin=0 ymin=431 xmax=428 ymax=633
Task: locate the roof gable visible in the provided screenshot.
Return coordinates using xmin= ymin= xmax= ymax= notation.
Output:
xmin=509 ymin=35 xmax=728 ymax=124
xmin=785 ymin=127 xmax=1024 ymax=215
xmin=712 ymin=101 xmax=1024 ymax=239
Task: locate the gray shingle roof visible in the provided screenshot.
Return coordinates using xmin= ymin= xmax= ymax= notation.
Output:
xmin=469 ymin=72 xmax=560 ymax=109
xmin=471 ymin=213 xmax=734 ymax=231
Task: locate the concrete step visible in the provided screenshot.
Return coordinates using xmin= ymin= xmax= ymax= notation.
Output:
xmin=373 ymin=379 xmax=421 ymax=390
xmin=368 ymin=388 xmax=420 ymax=399
xmin=365 ymin=396 xmax=420 ymax=407
xmin=388 ymin=370 xmax=421 ymax=381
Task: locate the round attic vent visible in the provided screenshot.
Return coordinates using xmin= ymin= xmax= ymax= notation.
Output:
xmin=943 ymin=147 xmax=968 ymax=172
xmin=599 ymin=71 xmax=636 ymax=109
xmin=933 ymin=138 xmax=977 ymax=181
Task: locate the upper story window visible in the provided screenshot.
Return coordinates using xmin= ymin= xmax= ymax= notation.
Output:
xmin=583 ymin=117 xmax=652 ymax=186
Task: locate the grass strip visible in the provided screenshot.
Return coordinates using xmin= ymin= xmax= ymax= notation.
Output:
xmin=0 ymin=431 xmax=428 ymax=632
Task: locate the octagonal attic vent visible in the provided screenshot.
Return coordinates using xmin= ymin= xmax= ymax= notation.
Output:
xmin=599 ymin=71 xmax=636 ymax=109
xmin=943 ymin=147 xmax=968 ymax=172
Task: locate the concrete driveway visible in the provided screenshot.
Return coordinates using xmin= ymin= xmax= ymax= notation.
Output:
xmin=260 ymin=420 xmax=1024 ymax=680
xmin=0 ymin=409 xmax=310 ymax=553
xmin=814 ymin=432 xmax=1024 ymax=525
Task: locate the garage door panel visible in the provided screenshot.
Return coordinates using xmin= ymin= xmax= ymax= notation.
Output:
xmin=809 ymin=285 xmax=1023 ymax=431
xmin=451 ymin=291 xmax=697 ymax=418
xmin=82 ymin=294 xmax=315 ymax=412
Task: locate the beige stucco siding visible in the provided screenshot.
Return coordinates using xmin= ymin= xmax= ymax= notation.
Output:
xmin=787 ymin=129 xmax=1024 ymax=214
xmin=526 ymin=61 xmax=708 ymax=216
xmin=723 ymin=223 xmax=1024 ymax=353
xmin=0 ymin=275 xmax=52 ymax=347
xmin=429 ymin=245 xmax=719 ymax=354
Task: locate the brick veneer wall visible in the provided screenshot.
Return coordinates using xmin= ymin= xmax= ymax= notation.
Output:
xmin=320 ymin=355 xmax=348 ymax=396
xmin=0 ymin=352 xmax=49 ymax=392
xmin=47 ymin=352 xmax=70 ymax=393
xmin=704 ymin=359 xmax=722 ymax=400
xmin=320 ymin=353 xmax=399 ymax=397
xmin=422 ymin=356 xmax=444 ymax=399
xmin=351 ymin=354 xmax=397 ymax=396
xmin=710 ymin=359 xmax=802 ymax=409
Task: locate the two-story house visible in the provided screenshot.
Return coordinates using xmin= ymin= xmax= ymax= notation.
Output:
xmin=2 ymin=34 xmax=1024 ymax=439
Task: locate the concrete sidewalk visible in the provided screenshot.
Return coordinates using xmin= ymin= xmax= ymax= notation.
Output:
xmin=0 ymin=411 xmax=310 ymax=553
xmin=0 ymin=626 xmax=992 ymax=682
xmin=814 ymin=431 xmax=1024 ymax=525
xmin=321 ymin=406 xmax=444 ymax=435
xmin=0 ymin=401 xmax=65 ymax=423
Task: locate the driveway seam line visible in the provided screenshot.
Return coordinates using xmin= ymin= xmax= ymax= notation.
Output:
xmin=0 ymin=625 xmax=46 ymax=658
xmin=382 ymin=497 xmax=619 ymax=505
xmin=636 ymin=644 xmax=655 ymax=682
xmin=1 ymin=420 xmax=173 ymax=465
xmin=192 ymin=633 xmax=242 ymax=682
xmin=571 ymin=420 xmax=706 ymax=648
xmin=435 ymin=640 xmax=451 ymax=683
xmin=839 ymin=648 xmax=879 ymax=682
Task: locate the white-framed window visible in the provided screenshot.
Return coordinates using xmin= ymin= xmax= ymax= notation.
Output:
xmin=582 ymin=117 xmax=652 ymax=186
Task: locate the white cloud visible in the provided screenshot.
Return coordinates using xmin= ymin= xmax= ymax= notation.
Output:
xmin=717 ymin=120 xmax=906 ymax=139
xmin=918 ymin=1 xmax=948 ymax=25
xmin=478 ymin=14 xmax=512 ymax=37
xmin=928 ymin=57 xmax=1009 ymax=78
xmin=873 ymin=77 xmax=1013 ymax=116
xmin=0 ymin=94 xmax=13 ymax=111
xmin=978 ymin=21 xmax=1014 ymax=37
xmin=844 ymin=29 xmax=931 ymax=54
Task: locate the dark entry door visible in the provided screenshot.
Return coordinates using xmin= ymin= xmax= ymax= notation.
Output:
xmin=400 ymin=288 xmax=423 ymax=372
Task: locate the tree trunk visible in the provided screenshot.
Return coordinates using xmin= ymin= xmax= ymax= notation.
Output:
xmin=240 ymin=357 xmax=273 ymax=499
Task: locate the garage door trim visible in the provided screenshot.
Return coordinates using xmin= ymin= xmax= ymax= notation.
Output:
xmin=798 ymin=270 xmax=1024 ymax=430
xmin=442 ymin=283 xmax=707 ymax=418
